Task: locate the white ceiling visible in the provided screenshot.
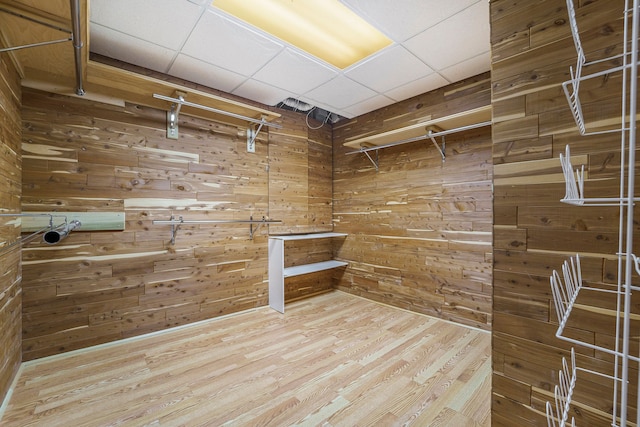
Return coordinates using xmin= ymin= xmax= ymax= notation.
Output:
xmin=89 ymin=0 xmax=491 ymax=119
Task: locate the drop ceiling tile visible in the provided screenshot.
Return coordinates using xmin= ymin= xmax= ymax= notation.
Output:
xmin=232 ymin=79 xmax=292 ymax=106
xmin=304 ymin=76 xmax=377 ymax=110
xmin=90 ymin=24 xmax=176 ymax=73
xmin=333 ymin=110 xmax=355 ymax=119
xmin=385 ymin=73 xmax=450 ymax=102
xmin=342 ymin=0 xmax=479 ymax=42
xmin=342 ymin=95 xmax=395 ymax=117
xmin=439 ymin=51 xmax=491 ymax=83
xmin=168 ymin=54 xmax=247 ymax=93
xmin=403 ymin=1 xmax=490 ymax=70
xmin=182 ymin=10 xmax=283 ymax=76
xmin=345 ymin=45 xmax=433 ymax=93
xmin=252 ymin=48 xmax=337 ymax=96
xmin=90 ymin=0 xmax=203 ymax=50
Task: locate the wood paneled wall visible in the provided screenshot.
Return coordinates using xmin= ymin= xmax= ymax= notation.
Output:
xmin=268 ymin=113 xmax=333 ymax=234
xmin=491 ymin=0 xmax=639 ymax=424
xmin=268 ymin=113 xmax=335 ymax=303
xmin=0 ymin=50 xmax=22 ymax=403
xmin=332 ymin=73 xmax=493 ymax=330
xmin=19 ymin=88 xmax=332 ymax=360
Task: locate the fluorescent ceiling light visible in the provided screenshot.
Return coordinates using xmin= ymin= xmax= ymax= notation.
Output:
xmin=212 ymin=0 xmax=392 ymax=69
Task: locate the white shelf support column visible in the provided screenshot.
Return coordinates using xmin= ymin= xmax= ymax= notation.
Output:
xmin=268 ymin=233 xmax=348 ymax=313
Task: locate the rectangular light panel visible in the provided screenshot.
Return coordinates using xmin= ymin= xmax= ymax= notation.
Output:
xmin=213 ymin=0 xmax=392 ymax=69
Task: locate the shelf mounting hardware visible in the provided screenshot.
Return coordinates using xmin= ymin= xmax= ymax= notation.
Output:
xmin=247 ymin=121 xmax=265 ymax=153
xmin=153 ymin=93 xmax=282 ymax=142
xmin=0 ymin=6 xmax=72 ymax=52
xmin=346 ymin=120 xmax=490 ymax=171
xmin=426 ymin=125 xmax=446 ymax=161
xmin=166 ymin=94 xmax=184 ymax=140
xmin=362 ymin=149 xmax=379 ymax=171
xmin=152 ymin=215 xmax=282 ymax=244
xmin=0 ymin=0 xmax=85 ymax=96
xmin=0 ymin=213 xmax=81 ymax=255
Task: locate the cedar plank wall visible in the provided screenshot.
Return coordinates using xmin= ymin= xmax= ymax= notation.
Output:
xmin=0 ymin=47 xmax=22 ymax=403
xmin=332 ymin=73 xmax=493 ymax=330
xmin=19 ymin=88 xmax=332 ymax=360
xmin=268 ymin=109 xmax=336 ymax=301
xmin=491 ymin=0 xmax=639 ymax=425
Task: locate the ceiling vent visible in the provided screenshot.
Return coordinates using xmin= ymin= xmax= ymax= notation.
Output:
xmin=277 ymin=98 xmax=345 ymax=127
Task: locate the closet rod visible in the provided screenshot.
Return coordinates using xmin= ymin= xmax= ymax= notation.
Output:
xmin=0 ymin=1 xmax=85 ymax=96
xmin=0 ymin=6 xmax=72 ymax=52
xmin=152 ymin=94 xmax=283 ymax=129
xmin=0 ymin=213 xmax=80 ymax=255
xmin=152 ymin=219 xmax=283 ymax=225
xmin=345 ymin=120 xmax=491 ymax=155
xmin=152 ymin=216 xmax=282 ymax=244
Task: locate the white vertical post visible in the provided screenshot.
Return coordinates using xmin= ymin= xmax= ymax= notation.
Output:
xmin=268 ymin=237 xmax=285 ymax=313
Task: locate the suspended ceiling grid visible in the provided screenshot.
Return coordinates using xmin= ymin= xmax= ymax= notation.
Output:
xmin=89 ymin=0 xmax=491 ymax=119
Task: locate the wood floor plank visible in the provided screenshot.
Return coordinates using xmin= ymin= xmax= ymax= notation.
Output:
xmin=1 ymin=291 xmax=490 ymax=426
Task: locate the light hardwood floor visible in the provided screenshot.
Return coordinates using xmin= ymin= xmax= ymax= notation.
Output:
xmin=0 ymin=291 xmax=491 ymax=426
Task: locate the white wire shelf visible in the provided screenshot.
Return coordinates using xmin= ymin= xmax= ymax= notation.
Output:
xmin=550 ymin=254 xmax=640 ymax=361
xmin=553 ymin=1 xmax=640 ymax=425
xmin=563 ymin=0 xmax=639 ymax=136
xmin=545 ymin=348 xmax=621 ymax=427
xmin=546 ymin=348 xmax=577 ymax=427
xmin=560 ymin=145 xmax=640 ymax=206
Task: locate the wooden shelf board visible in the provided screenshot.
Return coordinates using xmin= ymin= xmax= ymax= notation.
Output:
xmin=284 ymin=260 xmax=348 ymax=277
xmin=343 ymin=105 xmax=491 ymax=148
xmin=85 ymin=61 xmax=281 ymax=127
xmin=270 ymin=232 xmax=347 ymax=241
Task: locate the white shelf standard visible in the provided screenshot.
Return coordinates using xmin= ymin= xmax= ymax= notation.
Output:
xmin=268 ymin=233 xmax=347 ymax=313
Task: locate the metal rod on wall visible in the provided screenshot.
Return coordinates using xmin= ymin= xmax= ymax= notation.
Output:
xmin=345 ymin=120 xmax=492 ymax=156
xmin=152 ymin=216 xmax=283 ymax=244
xmin=70 ymin=0 xmax=85 ymax=96
xmin=153 ymin=94 xmax=283 ymax=129
xmin=0 ymin=213 xmax=82 ymax=255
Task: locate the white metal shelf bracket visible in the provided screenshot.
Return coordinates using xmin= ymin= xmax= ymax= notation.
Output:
xmin=166 ymin=98 xmax=183 ymax=140
xmin=363 ymin=149 xmax=379 ymax=171
xmin=247 ymin=121 xmax=265 ymax=153
xmin=428 ymin=132 xmax=446 ymax=161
